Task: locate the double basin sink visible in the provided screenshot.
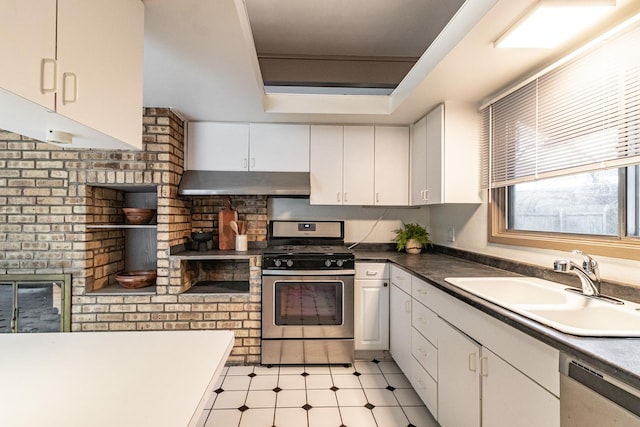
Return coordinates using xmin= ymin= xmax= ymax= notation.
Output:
xmin=444 ymin=277 xmax=640 ymax=337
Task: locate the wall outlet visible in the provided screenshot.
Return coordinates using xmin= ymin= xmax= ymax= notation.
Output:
xmin=447 ymin=226 xmax=455 ymax=242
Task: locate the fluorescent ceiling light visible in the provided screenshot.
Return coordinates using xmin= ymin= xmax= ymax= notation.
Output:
xmin=495 ymin=0 xmax=616 ymax=49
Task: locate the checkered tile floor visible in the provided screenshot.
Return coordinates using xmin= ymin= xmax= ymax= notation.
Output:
xmin=196 ymin=359 xmax=439 ymax=427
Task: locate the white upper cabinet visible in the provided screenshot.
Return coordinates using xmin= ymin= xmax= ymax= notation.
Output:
xmin=187 ymin=122 xmax=249 ymax=171
xmin=343 ymin=126 xmax=374 ymax=205
xmin=249 ymin=124 xmax=310 ymax=172
xmin=310 ymin=125 xmax=374 ymax=205
xmin=410 ymin=102 xmax=481 ymax=205
xmin=0 ymin=0 xmax=144 ymax=150
xmin=374 ymin=126 xmax=409 ymax=205
xmin=188 ymin=123 xmax=310 ymax=172
xmin=0 ymin=1 xmax=57 ymax=110
xmin=310 ymin=125 xmax=344 ymax=204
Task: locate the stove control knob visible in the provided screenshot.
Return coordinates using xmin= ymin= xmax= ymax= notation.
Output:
xmin=336 ymin=259 xmax=344 ymax=267
xmin=325 ymin=259 xmax=332 ymax=267
xmin=274 ymin=259 xmax=282 ymax=267
xmin=286 ymin=259 xmax=294 ymax=268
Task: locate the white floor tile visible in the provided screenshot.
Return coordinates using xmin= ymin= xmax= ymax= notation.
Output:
xmin=378 ymin=361 xmax=402 ymax=374
xmin=254 ymin=365 xmax=278 ymax=375
xmin=308 ymin=407 xmax=341 ymax=427
xmin=372 ymin=406 xmax=410 ymax=427
xmin=394 ymin=388 xmax=424 ymax=406
xmin=277 ymin=374 xmax=306 ymax=390
xmin=250 ymin=375 xmax=279 ymax=391
xmin=276 ymin=390 xmax=307 ymax=408
xmin=239 ymin=408 xmax=275 ymax=427
xmin=305 ymin=374 xmax=333 ymax=390
xmin=273 ymin=408 xmax=308 ymax=427
xmin=384 ymin=373 xmax=412 ymax=389
xmin=340 ymin=406 xmax=378 ymax=427
xmin=212 ymin=390 xmax=247 ymax=409
xmin=245 ymin=390 xmax=277 ymax=409
xmin=330 ymin=364 xmax=356 ymax=375
xmin=403 ymin=405 xmax=439 ymax=427
xmin=306 ymin=389 xmax=338 ymax=407
xmin=278 ymin=366 xmax=306 ymax=375
xmin=353 ymin=361 xmax=381 ymax=374
xmin=193 ymin=409 xmax=210 ymax=427
xmin=335 ymin=388 xmax=367 ymax=407
xmin=304 ymin=365 xmax=331 ymax=374
xmin=363 ymin=388 xmax=399 ymax=407
xmin=204 ymin=409 xmax=242 ymax=426
xmin=358 ymin=374 xmax=388 ymax=389
xmin=223 ymin=375 xmax=252 ymax=391
xmin=332 ymin=374 xmax=362 ymax=389
xmin=227 ymin=366 xmax=255 ymax=376
xmin=203 ymin=391 xmax=218 ymax=410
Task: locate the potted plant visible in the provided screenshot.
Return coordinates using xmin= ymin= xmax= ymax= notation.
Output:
xmin=393 ymin=222 xmax=431 ymax=254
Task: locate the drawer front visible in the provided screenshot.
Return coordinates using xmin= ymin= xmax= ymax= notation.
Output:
xmin=412 ymin=300 xmax=438 ymax=347
xmin=355 ymin=262 xmax=389 ymax=280
xmin=412 ymin=327 xmax=438 ymax=380
xmin=390 ymin=265 xmax=411 ymax=294
xmin=412 ymin=276 xmax=434 ymax=310
xmin=412 ymin=357 xmax=438 ymax=419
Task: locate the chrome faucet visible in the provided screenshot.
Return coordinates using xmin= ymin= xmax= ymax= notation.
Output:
xmin=553 ymin=250 xmax=601 ymax=297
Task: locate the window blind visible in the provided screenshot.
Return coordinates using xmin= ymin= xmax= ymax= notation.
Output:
xmin=481 ymin=19 xmax=640 ymax=189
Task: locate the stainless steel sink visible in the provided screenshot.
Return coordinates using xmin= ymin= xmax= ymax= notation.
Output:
xmin=445 ymin=277 xmax=640 ymax=337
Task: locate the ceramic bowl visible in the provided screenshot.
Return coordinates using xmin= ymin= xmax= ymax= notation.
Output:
xmin=122 ymin=208 xmax=156 ymax=225
xmin=115 ymin=270 xmax=157 ymax=289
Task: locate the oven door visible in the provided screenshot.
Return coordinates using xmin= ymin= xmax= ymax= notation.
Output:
xmin=262 ymin=273 xmax=354 ymax=339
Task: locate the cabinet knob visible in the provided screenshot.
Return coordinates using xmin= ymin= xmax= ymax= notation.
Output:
xmin=383 ymin=282 xmax=388 ymax=287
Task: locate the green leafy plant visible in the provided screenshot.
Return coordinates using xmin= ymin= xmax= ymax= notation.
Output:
xmin=393 ymin=222 xmax=431 ymax=252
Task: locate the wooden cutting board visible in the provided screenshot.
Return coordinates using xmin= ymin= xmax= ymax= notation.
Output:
xmin=218 ymin=197 xmax=238 ymax=250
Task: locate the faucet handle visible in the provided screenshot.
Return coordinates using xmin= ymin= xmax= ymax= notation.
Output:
xmin=571 ymin=250 xmax=600 ymax=281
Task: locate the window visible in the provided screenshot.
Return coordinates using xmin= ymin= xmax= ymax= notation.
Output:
xmin=482 ymin=17 xmax=640 ymax=260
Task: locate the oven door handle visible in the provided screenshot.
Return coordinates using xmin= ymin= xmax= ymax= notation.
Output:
xmin=262 ymin=269 xmax=355 ymax=276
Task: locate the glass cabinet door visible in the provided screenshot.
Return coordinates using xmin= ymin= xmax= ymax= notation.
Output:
xmin=16 ymin=282 xmax=62 ymax=333
xmin=0 ymin=284 xmax=13 ymax=333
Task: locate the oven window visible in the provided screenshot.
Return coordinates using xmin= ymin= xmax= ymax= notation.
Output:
xmin=274 ymin=281 xmax=343 ymax=326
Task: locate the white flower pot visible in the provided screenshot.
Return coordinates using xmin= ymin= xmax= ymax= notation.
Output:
xmin=405 ymin=239 xmax=423 ymax=254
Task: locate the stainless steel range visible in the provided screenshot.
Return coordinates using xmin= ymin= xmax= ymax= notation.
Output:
xmin=261 ymin=220 xmax=355 ymax=365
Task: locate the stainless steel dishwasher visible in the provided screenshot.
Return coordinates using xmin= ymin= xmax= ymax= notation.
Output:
xmin=560 ymin=353 xmax=640 ymax=426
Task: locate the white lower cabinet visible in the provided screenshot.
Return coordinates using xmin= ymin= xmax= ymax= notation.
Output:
xmin=388 ymin=267 xmax=560 ymax=427
xmin=354 ymin=263 xmax=389 ymax=351
xmin=437 ymin=317 xmax=481 ymax=427
xmin=482 ymin=347 xmax=560 ymax=427
xmin=390 ymin=281 xmax=412 ymax=376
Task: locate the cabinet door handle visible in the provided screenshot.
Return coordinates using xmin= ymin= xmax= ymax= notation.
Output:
xmin=405 ymin=300 xmax=411 ymax=313
xmin=40 ymin=58 xmax=56 ymax=94
xmin=366 ymin=271 xmax=378 ymax=276
xmin=344 ymin=192 xmax=348 ymax=203
xmin=417 ymin=378 xmax=426 ymax=390
xmin=417 ymin=287 xmax=427 ymax=295
xmin=376 ymin=192 xmax=379 ymax=203
xmin=251 ymin=158 xmax=255 ymax=169
xmin=242 ymin=158 xmax=248 ymax=169
xmin=418 ymin=347 xmax=428 ymax=357
xmin=62 ymin=72 xmax=78 ymax=105
xmin=468 ymin=353 xmax=477 ymax=372
xmin=424 ymin=189 xmax=429 ymax=201
xmin=337 ymin=192 xmax=341 ymax=202
xmin=480 ymin=356 xmax=488 ymax=377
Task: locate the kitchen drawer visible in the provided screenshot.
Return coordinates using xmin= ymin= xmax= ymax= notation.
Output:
xmin=390 ymin=265 xmax=411 ymax=294
xmin=412 ymin=357 xmax=438 ymax=419
xmin=412 ymin=300 xmax=438 ymax=347
xmin=412 ymin=275 xmax=435 ymax=311
xmin=412 ymin=327 xmax=438 ymax=380
xmin=355 ymin=262 xmax=389 ymax=279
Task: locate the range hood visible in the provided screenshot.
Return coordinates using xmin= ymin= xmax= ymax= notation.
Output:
xmin=177 ymin=170 xmax=310 ymax=196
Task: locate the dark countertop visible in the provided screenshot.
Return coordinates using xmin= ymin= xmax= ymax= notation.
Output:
xmin=355 ymin=250 xmax=640 ymax=390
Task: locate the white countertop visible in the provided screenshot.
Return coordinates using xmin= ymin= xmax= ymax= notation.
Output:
xmin=0 ymin=330 xmax=234 ymax=427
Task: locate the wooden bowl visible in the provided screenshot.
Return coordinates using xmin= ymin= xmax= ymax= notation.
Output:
xmin=115 ymin=270 xmax=157 ymax=289
xmin=122 ymin=208 xmax=156 ymax=225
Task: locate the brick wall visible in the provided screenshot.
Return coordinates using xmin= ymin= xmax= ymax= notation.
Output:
xmin=0 ymin=108 xmax=264 ymax=364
